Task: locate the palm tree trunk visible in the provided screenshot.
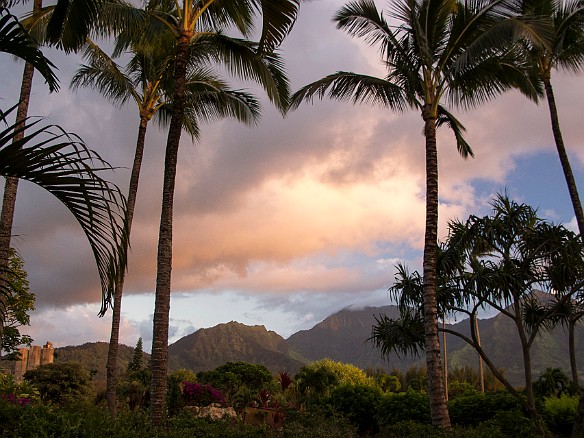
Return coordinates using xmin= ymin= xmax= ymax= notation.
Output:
xmin=543 ymin=77 xmax=584 ymax=238
xmin=0 ymin=0 xmax=40 ymax=346
xmin=422 ymin=104 xmax=450 ymax=428
xmin=514 ymin=301 xmax=547 ymax=435
xmin=106 ymin=115 xmax=149 ymax=417
xmin=150 ymin=31 xmax=191 ymax=427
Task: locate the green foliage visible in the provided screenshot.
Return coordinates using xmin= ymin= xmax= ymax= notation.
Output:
xmin=295 ymin=359 xmax=374 ymax=406
xmin=534 ymin=367 xmax=571 ymax=398
xmin=282 ymin=408 xmax=358 ymax=438
xmin=166 ymin=368 xmax=198 ymax=415
xmin=197 ymin=361 xmax=273 ymax=402
xmin=126 ymin=338 xmax=143 ymax=374
xmin=24 ymin=362 xmax=94 ymax=406
xmin=448 ymin=391 xmax=523 ymax=427
xmin=328 ymin=384 xmax=382 ymax=434
xmin=0 ymin=372 xmax=38 ymax=401
xmin=1 ymin=249 xmax=35 ymax=357
xmin=542 ymin=394 xmax=578 ymax=437
xmin=376 ymin=389 xmax=431 ymax=426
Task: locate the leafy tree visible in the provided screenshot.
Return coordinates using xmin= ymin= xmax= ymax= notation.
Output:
xmin=197 ymin=361 xmax=273 ymax=402
xmin=371 ymin=194 xmax=584 ymax=434
xmin=126 ymin=338 xmax=143 ymax=375
xmin=328 ymin=384 xmax=382 ymax=434
xmin=24 ymin=362 xmax=94 ymax=405
xmin=289 ymin=0 xmax=546 ymax=427
xmin=1 ymin=248 xmax=34 ymax=358
xmin=534 ymin=367 xmax=571 ymax=398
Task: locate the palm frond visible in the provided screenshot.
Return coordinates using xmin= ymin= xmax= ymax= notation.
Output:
xmin=436 ymin=105 xmax=473 ymax=158
xmin=70 ymin=39 xmax=136 ymax=106
xmin=369 ymin=311 xmax=426 ymax=359
xmin=0 ymin=7 xmax=58 ymax=92
xmin=289 ymin=72 xmax=408 ymax=113
xmin=0 ymin=104 xmax=128 ymax=315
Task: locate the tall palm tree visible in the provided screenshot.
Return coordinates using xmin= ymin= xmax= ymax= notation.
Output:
xmin=521 ymin=0 xmax=584 ymax=238
xmin=70 ymin=37 xmax=261 ymax=417
xmin=290 ymin=0 xmax=545 ymax=427
xmin=0 ymin=103 xmax=128 ymax=325
xmin=0 ymin=2 xmax=58 ymax=342
xmin=73 ymin=0 xmax=299 ymax=424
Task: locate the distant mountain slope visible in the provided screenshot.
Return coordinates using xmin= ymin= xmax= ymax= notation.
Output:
xmin=52 ymin=301 xmax=584 ymax=388
xmin=287 ymin=305 xmax=424 ymax=371
xmin=168 ymin=321 xmax=308 ymax=373
xmin=55 ymin=342 xmax=149 ymax=392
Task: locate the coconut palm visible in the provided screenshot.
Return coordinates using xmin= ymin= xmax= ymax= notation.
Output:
xmin=289 ymin=0 xmax=546 ymax=427
xmin=66 ymin=0 xmax=299 ymax=424
xmin=0 ymin=103 xmax=128 ymax=327
xmin=70 ymin=37 xmax=261 ymax=417
xmin=520 ymin=0 xmax=584 ymax=238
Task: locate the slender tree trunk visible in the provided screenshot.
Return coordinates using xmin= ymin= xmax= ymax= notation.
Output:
xmin=443 ymin=316 xmax=448 ymax=401
xmin=0 ymin=0 xmax=40 ymax=345
xmin=422 ymin=104 xmax=450 ymax=428
xmin=543 ymin=77 xmax=584 ymax=238
xmin=150 ymin=31 xmax=191 ymax=427
xmin=475 ymin=315 xmax=485 ymax=393
xmin=106 ymin=115 xmax=149 ymax=417
xmin=514 ymin=301 xmax=546 ymax=436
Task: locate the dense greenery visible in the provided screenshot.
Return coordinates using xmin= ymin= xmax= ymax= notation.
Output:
xmin=1 ymin=358 xmax=582 ymax=436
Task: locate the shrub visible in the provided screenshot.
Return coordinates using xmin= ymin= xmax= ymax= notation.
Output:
xmin=448 ymin=390 xmax=522 ymax=427
xmin=282 ymin=408 xmax=358 ymax=438
xmin=542 ymin=394 xmax=578 ymax=437
xmin=376 ymin=389 xmax=431 ymax=426
xmin=24 ymin=362 xmax=94 ymax=405
xmin=328 ymin=384 xmax=382 ymax=434
xmin=183 ymin=382 xmax=225 ymax=406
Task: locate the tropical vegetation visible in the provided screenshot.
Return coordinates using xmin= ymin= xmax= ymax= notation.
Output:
xmin=1 ymin=0 xmax=584 ymax=434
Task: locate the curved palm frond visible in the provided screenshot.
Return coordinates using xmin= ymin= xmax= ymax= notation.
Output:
xmin=0 ymin=105 xmax=128 ymax=315
xmin=289 ymin=72 xmax=408 ymax=113
xmin=369 ymin=311 xmax=426 ymax=359
xmin=0 ymin=7 xmax=58 ymax=91
xmin=193 ymin=33 xmax=290 ymax=112
xmin=436 ymin=105 xmax=473 ymax=158
xmin=70 ymin=39 xmax=136 ymax=106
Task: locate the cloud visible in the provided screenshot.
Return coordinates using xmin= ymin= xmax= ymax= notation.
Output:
xmin=3 ymin=0 xmax=584 ymax=347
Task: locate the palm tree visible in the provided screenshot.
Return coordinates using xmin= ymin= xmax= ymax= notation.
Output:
xmin=372 ymin=194 xmax=584 ymax=434
xmin=0 ymin=103 xmax=128 ymax=327
xmin=0 ymin=3 xmax=128 ymax=345
xmin=70 ymin=37 xmax=261 ymax=417
xmin=289 ymin=0 xmax=545 ymax=427
xmin=520 ymin=0 xmax=584 ymax=238
xmin=0 ymin=1 xmax=44 ymax=346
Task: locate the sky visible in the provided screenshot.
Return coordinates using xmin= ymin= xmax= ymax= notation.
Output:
xmin=1 ymin=0 xmax=584 ymax=353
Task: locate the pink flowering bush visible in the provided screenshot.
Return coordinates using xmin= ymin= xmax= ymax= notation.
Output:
xmin=182 ymin=382 xmax=225 ymax=406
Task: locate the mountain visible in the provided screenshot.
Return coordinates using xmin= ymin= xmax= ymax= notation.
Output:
xmin=287 ymin=305 xmax=424 ymax=372
xmin=168 ymin=321 xmax=308 ymax=374
xmin=55 ymin=342 xmax=150 ymax=392
xmin=52 ymin=302 xmax=584 ymax=388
